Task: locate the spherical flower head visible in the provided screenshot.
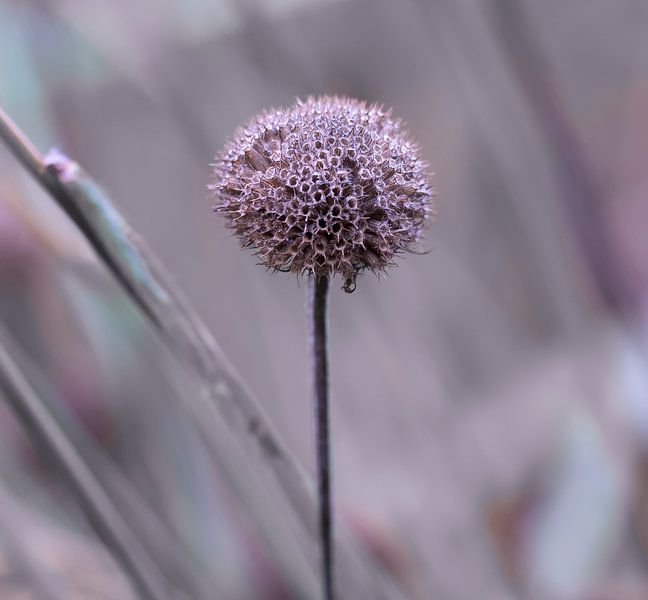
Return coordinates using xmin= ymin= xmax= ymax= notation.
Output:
xmin=210 ymin=96 xmax=434 ymax=292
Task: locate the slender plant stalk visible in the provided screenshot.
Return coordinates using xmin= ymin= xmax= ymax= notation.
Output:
xmin=308 ymin=274 xmax=334 ymax=600
xmin=0 ymin=105 xmax=45 ymax=182
xmin=0 ymin=332 xmax=172 ymax=600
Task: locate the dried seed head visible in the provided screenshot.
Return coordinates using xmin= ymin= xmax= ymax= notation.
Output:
xmin=210 ymin=96 xmax=434 ymax=292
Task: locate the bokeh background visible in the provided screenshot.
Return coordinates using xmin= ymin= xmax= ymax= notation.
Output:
xmin=1 ymin=0 xmax=648 ymax=599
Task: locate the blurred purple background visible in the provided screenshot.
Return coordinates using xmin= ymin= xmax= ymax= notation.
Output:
xmin=1 ymin=1 xmax=648 ymax=598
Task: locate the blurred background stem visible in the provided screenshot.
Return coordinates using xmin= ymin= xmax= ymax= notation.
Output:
xmin=0 ymin=330 xmax=172 ymax=600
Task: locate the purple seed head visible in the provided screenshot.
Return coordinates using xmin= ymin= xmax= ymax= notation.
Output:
xmin=210 ymin=96 xmax=434 ymax=292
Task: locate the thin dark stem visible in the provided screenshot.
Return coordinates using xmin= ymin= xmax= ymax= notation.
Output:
xmin=308 ymin=274 xmax=333 ymax=600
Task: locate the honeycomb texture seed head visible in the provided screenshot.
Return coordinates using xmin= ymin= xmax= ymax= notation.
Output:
xmin=210 ymin=96 xmax=434 ymax=292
